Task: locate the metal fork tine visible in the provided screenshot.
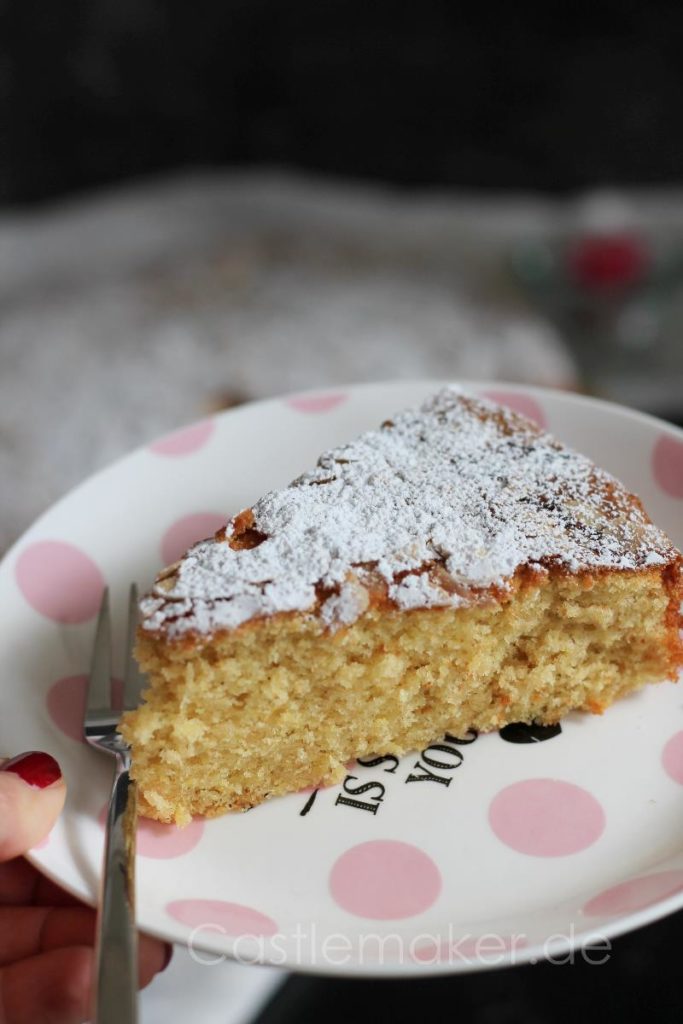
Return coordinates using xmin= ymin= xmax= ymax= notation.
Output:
xmin=84 ymin=586 xmax=139 ymax=1023
xmin=124 ymin=583 xmax=145 ymax=710
xmin=87 ymin=587 xmax=112 ymax=715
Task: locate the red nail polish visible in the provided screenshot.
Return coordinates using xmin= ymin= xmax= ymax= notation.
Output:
xmin=2 ymin=751 xmax=62 ymax=789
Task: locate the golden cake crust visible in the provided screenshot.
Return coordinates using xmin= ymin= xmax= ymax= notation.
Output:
xmin=120 ymin=388 xmax=683 ymax=824
xmin=140 ymin=388 xmax=680 ymax=646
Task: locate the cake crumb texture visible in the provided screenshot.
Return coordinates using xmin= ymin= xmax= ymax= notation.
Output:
xmin=122 ymin=566 xmax=682 ymax=825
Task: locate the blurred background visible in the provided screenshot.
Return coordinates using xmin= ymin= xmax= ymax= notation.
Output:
xmin=1 ymin=2 xmax=682 ymax=1021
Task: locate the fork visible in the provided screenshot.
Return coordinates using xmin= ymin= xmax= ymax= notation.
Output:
xmin=85 ymin=584 xmax=146 ymax=1024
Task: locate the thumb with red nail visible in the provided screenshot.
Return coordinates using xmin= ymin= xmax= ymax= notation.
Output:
xmin=0 ymin=752 xmax=172 ymax=1024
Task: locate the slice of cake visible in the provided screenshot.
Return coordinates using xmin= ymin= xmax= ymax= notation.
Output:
xmin=120 ymin=388 xmax=683 ymax=825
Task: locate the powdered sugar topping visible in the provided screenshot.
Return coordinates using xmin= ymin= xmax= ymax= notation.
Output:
xmin=141 ymin=387 xmax=676 ymax=637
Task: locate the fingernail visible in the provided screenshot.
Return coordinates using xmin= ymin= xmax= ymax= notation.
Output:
xmin=1 ymin=751 xmax=62 ymax=789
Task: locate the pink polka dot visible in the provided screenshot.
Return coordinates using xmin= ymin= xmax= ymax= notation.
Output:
xmin=413 ymin=934 xmax=527 ymax=964
xmin=136 ymin=817 xmax=205 ymax=858
xmin=329 ymin=840 xmax=441 ymax=920
xmin=489 ymin=779 xmax=605 ymax=857
xmin=16 ymin=542 xmax=104 ymax=623
xmin=47 ymin=675 xmax=88 ymax=742
xmin=167 ymin=899 xmax=278 ymax=937
xmin=97 ymin=803 xmax=205 ymax=858
xmin=582 ymin=870 xmax=683 ymax=918
xmin=287 ymin=392 xmax=348 ymax=414
xmin=111 ymin=677 xmax=124 ymax=712
xmin=662 ymin=731 xmax=683 ymax=786
xmin=48 ymin=674 xmax=123 ymax=743
xmin=652 ymin=435 xmax=683 ymax=498
xmin=150 ymin=419 xmax=215 ymax=456
xmin=480 ymin=390 xmax=547 ymax=429
xmin=161 ymin=512 xmax=226 ymax=566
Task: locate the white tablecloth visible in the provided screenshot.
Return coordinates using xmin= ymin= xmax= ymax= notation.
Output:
xmin=0 ymin=172 xmax=577 ymax=555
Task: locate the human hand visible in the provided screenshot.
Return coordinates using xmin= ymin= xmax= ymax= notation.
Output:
xmin=0 ymin=751 xmax=171 ymax=1024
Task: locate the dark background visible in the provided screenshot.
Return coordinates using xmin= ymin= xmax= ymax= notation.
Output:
xmin=253 ymin=909 xmax=681 ymax=1024
xmin=3 ymin=0 xmax=683 ymax=206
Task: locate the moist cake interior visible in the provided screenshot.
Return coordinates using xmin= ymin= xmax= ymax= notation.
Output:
xmin=120 ymin=388 xmax=683 ymax=825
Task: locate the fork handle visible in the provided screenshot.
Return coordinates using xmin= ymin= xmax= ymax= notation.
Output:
xmin=93 ymin=754 xmax=138 ymax=1024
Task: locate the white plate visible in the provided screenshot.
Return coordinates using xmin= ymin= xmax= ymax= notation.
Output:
xmin=2 ymin=380 xmax=683 ymax=977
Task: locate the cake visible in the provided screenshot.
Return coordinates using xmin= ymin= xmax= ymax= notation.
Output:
xmin=120 ymin=388 xmax=683 ymax=825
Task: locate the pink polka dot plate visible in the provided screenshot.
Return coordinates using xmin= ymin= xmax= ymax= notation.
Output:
xmin=2 ymin=380 xmax=683 ymax=976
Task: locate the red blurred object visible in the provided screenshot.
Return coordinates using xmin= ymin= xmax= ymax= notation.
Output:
xmin=568 ymin=234 xmax=649 ymax=291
